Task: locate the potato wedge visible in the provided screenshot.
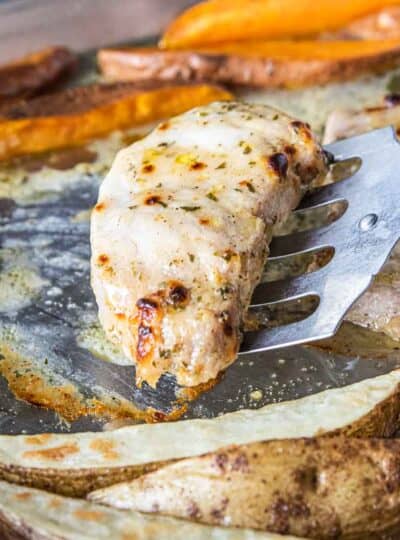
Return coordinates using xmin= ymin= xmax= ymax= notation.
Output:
xmin=0 ymin=47 xmax=77 ymax=104
xmin=99 ymin=40 xmax=400 ymax=89
xmin=0 ymin=370 xmax=399 ymax=496
xmin=324 ymin=95 xmax=400 ymax=143
xmin=160 ymin=0 xmax=400 ymax=49
xmin=0 ymin=82 xmax=232 ymax=161
xmin=90 ymin=436 xmax=400 ymax=540
xmin=0 ymin=481 xmax=300 ymax=540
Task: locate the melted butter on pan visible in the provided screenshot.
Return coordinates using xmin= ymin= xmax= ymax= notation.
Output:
xmin=0 ymin=333 xmax=184 ymax=425
xmin=0 ymin=248 xmax=48 ymax=312
xmin=0 ymin=126 xmax=151 ymax=204
xmin=77 ymin=323 xmax=132 ymax=366
xmin=240 ymin=67 xmax=400 ymax=135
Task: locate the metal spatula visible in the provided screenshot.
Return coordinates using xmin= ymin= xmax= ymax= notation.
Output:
xmin=240 ymin=126 xmax=400 ymax=354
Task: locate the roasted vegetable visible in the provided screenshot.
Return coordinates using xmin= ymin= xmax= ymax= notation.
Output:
xmin=0 ymin=82 xmax=232 ymax=161
xmin=0 ymin=370 xmax=399 ymax=496
xmin=0 ymin=481 xmax=296 ymax=540
xmin=90 ymin=436 xmax=400 ymax=540
xmin=160 ymin=0 xmax=400 ymax=49
xmin=0 ymin=46 xmax=77 ymax=105
xmin=332 ymin=6 xmax=400 ymax=39
xmin=99 ymin=39 xmax=400 ymax=88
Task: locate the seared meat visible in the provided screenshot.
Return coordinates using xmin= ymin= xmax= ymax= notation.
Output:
xmin=91 ymin=101 xmax=327 ymax=387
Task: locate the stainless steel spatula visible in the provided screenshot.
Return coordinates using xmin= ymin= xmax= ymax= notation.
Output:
xmin=241 ymin=126 xmax=400 ymax=354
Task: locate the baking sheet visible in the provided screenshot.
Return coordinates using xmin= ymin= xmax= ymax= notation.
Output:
xmin=1 ymin=47 xmax=400 ymax=435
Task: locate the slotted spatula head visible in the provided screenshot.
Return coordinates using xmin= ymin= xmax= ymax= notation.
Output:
xmin=240 ymin=126 xmax=400 ymax=354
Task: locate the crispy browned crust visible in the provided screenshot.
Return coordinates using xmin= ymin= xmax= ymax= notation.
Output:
xmin=0 ymin=47 xmax=77 ymax=104
xmin=98 ymin=46 xmax=400 ymax=89
xmin=91 ymin=436 xmax=400 ymax=539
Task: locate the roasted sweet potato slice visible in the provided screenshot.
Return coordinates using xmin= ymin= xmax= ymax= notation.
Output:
xmin=332 ymin=6 xmax=400 ymax=39
xmin=98 ymin=40 xmax=400 ymax=88
xmin=160 ymin=0 xmax=400 ymax=49
xmin=0 ymin=82 xmax=232 ymax=162
xmin=0 ymin=46 xmax=77 ymax=104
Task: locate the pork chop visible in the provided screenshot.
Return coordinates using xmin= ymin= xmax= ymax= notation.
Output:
xmin=91 ymin=101 xmax=327 ymax=387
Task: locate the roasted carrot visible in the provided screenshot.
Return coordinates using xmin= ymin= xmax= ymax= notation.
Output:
xmin=0 ymin=83 xmax=232 ymax=162
xmin=160 ymin=0 xmax=400 ymax=49
xmin=99 ymin=39 xmax=400 ymax=88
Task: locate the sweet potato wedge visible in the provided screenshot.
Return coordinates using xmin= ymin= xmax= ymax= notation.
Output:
xmin=0 ymin=82 xmax=232 ymax=161
xmin=160 ymin=0 xmax=400 ymax=49
xmin=333 ymin=6 xmax=400 ymax=39
xmin=90 ymin=436 xmax=400 ymax=540
xmin=99 ymin=40 xmax=400 ymax=89
xmin=0 ymin=46 xmax=77 ymax=104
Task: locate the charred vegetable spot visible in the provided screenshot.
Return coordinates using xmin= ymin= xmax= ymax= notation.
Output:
xmin=73 ymin=510 xmax=105 ymax=522
xmin=290 ymin=120 xmax=312 ymax=142
xmin=144 ymin=195 xmax=167 ymax=207
xmin=142 ymin=163 xmax=155 ymax=173
xmin=97 ymin=254 xmax=109 ymax=265
xmin=190 ymin=161 xmax=206 ymax=171
xmin=268 ymin=153 xmax=288 ymax=180
xmin=158 ymin=121 xmax=170 ymax=131
xmin=89 ymin=439 xmax=119 ymax=460
xmin=25 ymin=433 xmax=52 ymax=445
xmin=15 ymin=492 xmax=32 ymax=500
xmin=187 ymin=501 xmax=201 ymax=519
xmin=23 ymin=443 xmax=79 ymax=461
xmin=239 ymin=180 xmax=255 ymax=193
xmin=215 ymin=452 xmax=229 ymax=472
xmin=94 ymin=202 xmax=105 ymax=212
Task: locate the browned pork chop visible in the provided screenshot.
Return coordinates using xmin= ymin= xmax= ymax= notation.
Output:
xmin=91 ymin=101 xmax=327 ymax=387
